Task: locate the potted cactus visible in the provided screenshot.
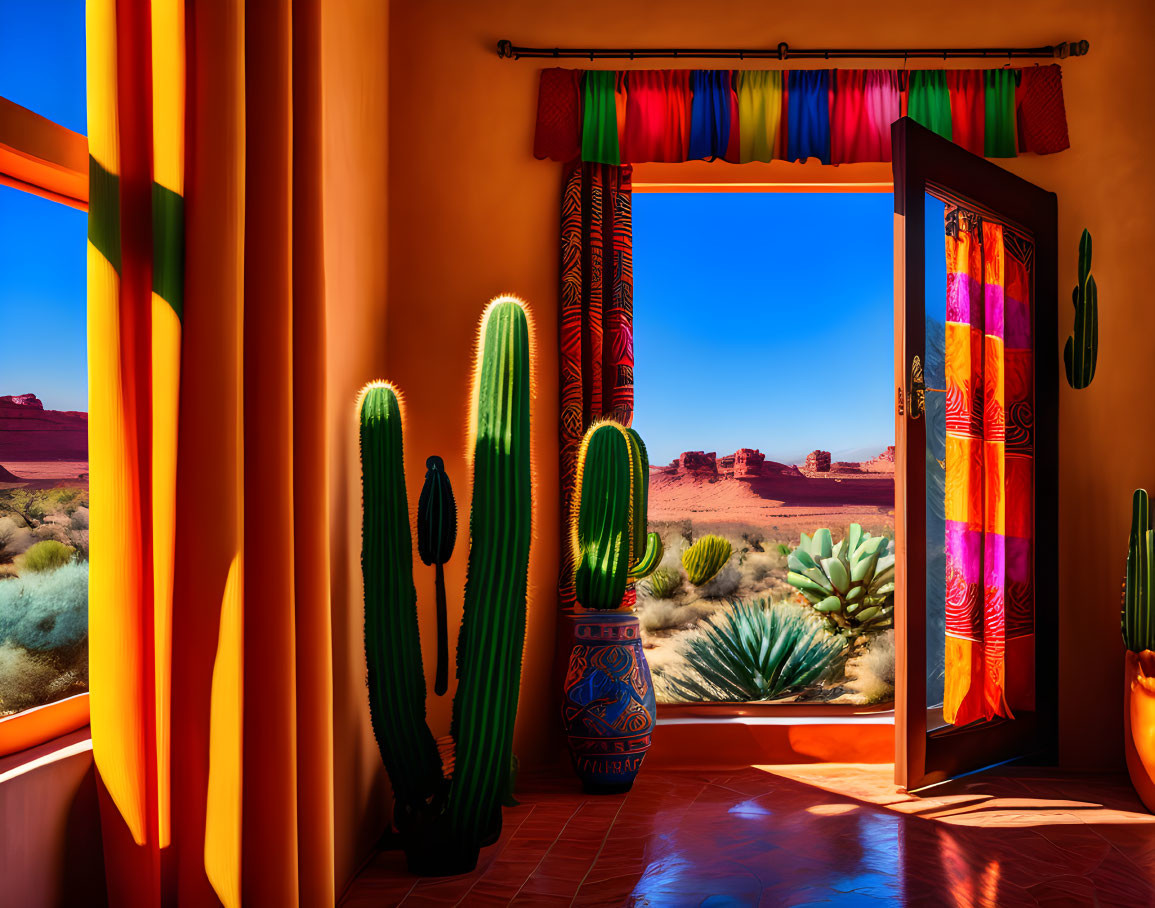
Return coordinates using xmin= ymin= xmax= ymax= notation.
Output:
xmin=1123 ymin=490 xmax=1155 ymax=812
xmin=563 ymin=420 xmax=662 ymax=793
xmin=359 ymin=295 xmax=532 ymax=874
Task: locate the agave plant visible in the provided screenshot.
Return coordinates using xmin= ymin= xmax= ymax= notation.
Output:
xmin=786 ymin=524 xmax=895 ymax=636
xmin=656 ymin=599 xmax=846 ymax=702
xmin=645 ymin=567 xmax=682 ymax=600
xmin=682 ymin=534 xmax=732 ymax=586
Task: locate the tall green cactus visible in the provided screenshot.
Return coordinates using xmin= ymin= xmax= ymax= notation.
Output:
xmin=418 ymin=455 xmax=456 ymax=696
xmin=446 ymin=297 xmax=533 ymax=851
xmin=359 ymin=295 xmax=534 ymax=874
xmin=572 ymin=421 xmax=664 ymax=610
xmin=1064 ymin=228 xmax=1098 ymax=390
xmin=1124 ymin=489 xmax=1154 ymax=653
xmin=358 ymin=383 xmax=443 ymax=815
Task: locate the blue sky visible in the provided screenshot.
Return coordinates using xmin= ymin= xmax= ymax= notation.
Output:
xmin=0 ymin=0 xmax=87 ymax=412
xmin=633 ymin=192 xmax=895 ymax=466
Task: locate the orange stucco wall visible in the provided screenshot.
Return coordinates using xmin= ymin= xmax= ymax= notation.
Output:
xmin=383 ymin=0 xmax=1155 ymax=772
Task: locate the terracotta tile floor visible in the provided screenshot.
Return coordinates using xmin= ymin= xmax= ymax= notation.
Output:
xmin=340 ymin=764 xmax=1155 ymax=906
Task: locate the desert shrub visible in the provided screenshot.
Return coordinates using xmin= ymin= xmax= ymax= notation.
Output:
xmin=845 ymin=630 xmax=896 ymax=704
xmin=22 ymin=540 xmax=75 ymax=573
xmin=645 ymin=567 xmax=682 ymax=600
xmin=655 ymin=599 xmax=846 ymax=702
xmin=0 ymin=640 xmax=88 ymax=716
xmin=682 ymin=534 xmax=732 ymax=586
xmin=776 ymin=542 xmax=791 ymax=556
xmin=697 ymin=562 xmax=742 ymax=599
xmin=0 ymin=561 xmax=88 ymax=651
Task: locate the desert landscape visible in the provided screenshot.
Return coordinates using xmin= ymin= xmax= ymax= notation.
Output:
xmin=638 ymin=444 xmax=896 ymax=707
xmin=0 ymin=393 xmax=89 ymax=717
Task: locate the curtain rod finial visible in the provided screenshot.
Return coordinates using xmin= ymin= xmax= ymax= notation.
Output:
xmin=497 ymin=39 xmax=513 ymax=59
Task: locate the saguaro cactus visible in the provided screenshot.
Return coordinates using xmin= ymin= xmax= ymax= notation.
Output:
xmin=359 ymin=295 xmax=534 ymax=875
xmin=417 ymin=455 xmax=456 ymax=696
xmin=446 ymin=297 xmax=533 ymax=852
xmin=572 ymin=421 xmax=664 ymax=611
xmin=1124 ymin=489 xmax=1154 ymax=653
xmin=1064 ymin=228 xmax=1098 ymax=390
xmin=358 ymin=383 xmax=443 ymax=816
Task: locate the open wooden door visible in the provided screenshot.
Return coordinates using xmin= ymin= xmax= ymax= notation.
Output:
xmin=893 ymin=117 xmax=1058 ymax=791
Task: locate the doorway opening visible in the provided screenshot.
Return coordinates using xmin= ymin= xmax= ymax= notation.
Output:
xmin=632 ymin=190 xmax=896 ymax=709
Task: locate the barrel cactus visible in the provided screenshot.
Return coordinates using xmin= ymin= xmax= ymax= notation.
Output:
xmin=786 ymin=524 xmax=895 ymax=636
xmin=572 ymin=421 xmax=663 ymax=610
xmin=359 ymin=295 xmax=534 ymax=875
xmin=682 ymin=534 xmax=732 ymax=586
xmin=1064 ymin=228 xmax=1097 ymax=390
xmin=1124 ymin=489 xmax=1154 ymax=653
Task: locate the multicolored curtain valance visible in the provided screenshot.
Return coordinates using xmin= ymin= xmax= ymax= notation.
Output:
xmin=534 ymin=65 xmax=1069 ymax=166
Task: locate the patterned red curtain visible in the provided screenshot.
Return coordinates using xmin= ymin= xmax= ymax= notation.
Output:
xmin=558 ymin=162 xmax=634 ymax=609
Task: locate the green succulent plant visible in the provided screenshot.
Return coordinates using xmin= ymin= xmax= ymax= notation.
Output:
xmin=644 ymin=567 xmax=682 ymax=600
xmin=682 ymin=534 xmax=732 ymax=586
xmin=571 ymin=421 xmax=663 ymax=610
xmin=656 ymin=599 xmax=846 ymax=702
xmin=786 ymin=524 xmax=895 ymax=636
xmin=1124 ymin=489 xmax=1155 ymax=653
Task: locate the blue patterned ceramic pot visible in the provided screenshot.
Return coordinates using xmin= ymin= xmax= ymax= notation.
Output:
xmin=562 ymin=610 xmax=656 ymax=794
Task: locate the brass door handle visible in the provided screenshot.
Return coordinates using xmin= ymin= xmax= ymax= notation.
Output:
xmin=909 ymin=355 xmax=925 ymax=420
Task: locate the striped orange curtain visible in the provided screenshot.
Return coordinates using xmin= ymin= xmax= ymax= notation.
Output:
xmin=942 ymin=207 xmax=1035 ymax=726
xmin=87 ymin=2 xmax=335 ymax=905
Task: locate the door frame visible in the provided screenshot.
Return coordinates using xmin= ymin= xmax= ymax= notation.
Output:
xmin=892 ymin=117 xmax=1059 ymax=790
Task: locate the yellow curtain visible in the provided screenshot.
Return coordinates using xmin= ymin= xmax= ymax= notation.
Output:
xmin=87 ymin=1 xmax=335 ymax=905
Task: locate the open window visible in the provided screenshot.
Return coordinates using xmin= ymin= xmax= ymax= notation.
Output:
xmin=0 ymin=5 xmax=90 ymax=751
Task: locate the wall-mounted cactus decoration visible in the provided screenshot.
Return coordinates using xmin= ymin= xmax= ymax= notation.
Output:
xmin=571 ymin=421 xmax=663 ymax=610
xmin=1124 ymin=489 xmax=1154 ymax=654
xmin=1064 ymin=228 xmax=1098 ymax=389
xmin=682 ymin=534 xmax=732 ymax=586
xmin=359 ymin=295 xmax=534 ymax=876
xmin=417 ymin=455 xmax=456 ymax=696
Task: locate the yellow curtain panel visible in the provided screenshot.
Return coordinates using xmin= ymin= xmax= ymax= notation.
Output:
xmin=87 ymin=2 xmax=335 ymax=905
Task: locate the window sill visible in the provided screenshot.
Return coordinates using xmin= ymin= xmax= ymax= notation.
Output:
xmin=0 ymin=693 xmax=90 ymax=760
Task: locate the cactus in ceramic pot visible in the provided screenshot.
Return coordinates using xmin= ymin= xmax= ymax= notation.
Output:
xmin=572 ymin=421 xmax=663 ymax=610
xmin=359 ymin=295 xmax=533 ymax=875
xmin=1124 ymin=489 xmax=1154 ymax=653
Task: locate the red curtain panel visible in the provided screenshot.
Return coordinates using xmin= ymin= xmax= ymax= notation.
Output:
xmin=534 ymin=68 xmax=583 ymax=162
xmin=558 ymin=162 xmax=634 ymax=609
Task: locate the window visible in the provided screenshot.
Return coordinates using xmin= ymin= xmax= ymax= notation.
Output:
xmin=632 ymin=190 xmax=896 ymax=707
xmin=0 ymin=0 xmax=89 ymax=727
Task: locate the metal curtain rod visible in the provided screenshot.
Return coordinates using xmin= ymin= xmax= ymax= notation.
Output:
xmin=495 ymin=39 xmax=1090 ymax=62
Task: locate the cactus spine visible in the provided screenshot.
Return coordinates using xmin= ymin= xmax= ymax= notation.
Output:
xmin=1124 ymin=489 xmax=1154 ymax=653
xmin=1064 ymin=228 xmax=1098 ymax=390
xmin=682 ymin=534 xmax=732 ymax=586
xmin=446 ymin=297 xmax=533 ymax=849
xmin=417 ymin=455 xmax=457 ymax=696
xmin=358 ymin=383 xmax=443 ymax=814
xmin=572 ymin=421 xmax=664 ymax=610
xmin=359 ymin=295 xmax=534 ymax=874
